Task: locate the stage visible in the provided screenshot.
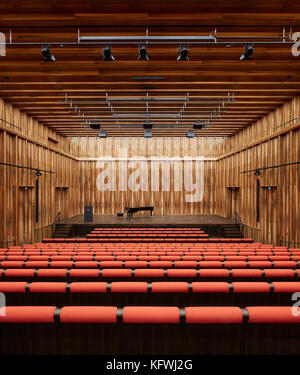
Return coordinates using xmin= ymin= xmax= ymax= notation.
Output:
xmin=60 ymin=214 xmax=237 ymax=238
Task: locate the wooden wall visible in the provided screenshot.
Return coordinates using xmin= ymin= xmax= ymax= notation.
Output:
xmin=215 ymin=96 xmax=300 ymax=246
xmin=71 ymin=136 xmax=225 ymax=216
xmin=1 ymin=92 xmax=300 ymax=247
xmin=0 ymin=98 xmax=80 ymax=245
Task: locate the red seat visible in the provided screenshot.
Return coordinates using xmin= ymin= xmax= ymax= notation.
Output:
xmin=100 ymin=261 xmax=123 ymax=268
xmin=125 ymin=261 xmax=147 ymax=268
xmin=102 ymin=269 xmax=132 ymax=278
xmin=273 ymin=282 xmax=300 ymax=293
xmin=0 ymin=306 xmax=56 ymax=323
xmin=29 ymin=282 xmax=67 ymax=293
xmin=199 ymin=269 xmax=229 ymax=277
xmin=60 ymin=306 xmax=117 ymax=323
xmin=185 ymin=307 xmax=243 ymax=324
xmin=0 ymin=261 xmax=23 ymax=268
xmin=123 ymin=306 xmax=179 ymax=323
xmin=111 ymin=282 xmax=147 ymax=293
xmin=152 ymin=282 xmax=188 ymax=293
xmin=192 ymin=282 xmax=229 ymax=293
xmin=70 ymin=282 xmax=107 ymax=293
xmin=224 ymin=261 xmax=247 ymax=268
xmin=264 ymin=269 xmax=295 ymax=278
xmin=74 ymin=261 xmax=98 ymax=268
xmin=0 ymin=282 xmax=27 ymax=293
xmin=4 ymin=269 xmax=35 ymax=277
xmin=37 ymin=269 xmax=68 ymax=277
xmin=174 ymin=261 xmax=197 ymax=268
xmin=73 ymin=256 xmax=94 ymax=261
xmin=199 ymin=261 xmax=222 ymax=268
xmin=167 ymin=269 xmax=197 ymax=278
xmin=232 ymin=282 xmax=270 ymax=293
xmin=232 ymin=269 xmax=263 ymax=278
xmin=50 ymin=261 xmax=73 ymax=268
xmin=246 ymin=306 xmax=300 ymax=323
xmin=273 ymin=261 xmax=297 ymax=268
xmin=149 ymin=261 xmax=172 ymax=268
xmin=249 ymin=261 xmax=272 ymax=268
xmin=25 ymin=261 xmax=49 ymax=268
xmin=134 ymin=269 xmax=164 ymax=278
xmin=69 ymin=269 xmax=100 ymax=278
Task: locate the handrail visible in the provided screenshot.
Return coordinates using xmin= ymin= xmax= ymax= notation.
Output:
xmin=51 ymin=212 xmax=61 ymax=238
xmin=234 ymin=212 xmax=244 ymax=237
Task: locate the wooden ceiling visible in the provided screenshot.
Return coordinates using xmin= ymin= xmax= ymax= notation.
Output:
xmin=1 ymin=1 xmax=300 ymax=137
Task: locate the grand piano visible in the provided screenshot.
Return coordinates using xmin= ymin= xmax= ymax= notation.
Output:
xmin=124 ymin=206 xmax=154 ymax=219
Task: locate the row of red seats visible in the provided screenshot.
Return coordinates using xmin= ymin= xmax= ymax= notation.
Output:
xmin=0 ymin=260 xmax=299 ymax=268
xmin=18 ymin=242 xmax=274 ymax=248
xmin=43 ymin=238 xmax=253 ymax=243
xmin=90 ymin=228 xmax=206 ymax=231
xmin=2 ymin=253 xmax=296 ymax=259
xmin=87 ymin=234 xmax=209 ymax=237
xmin=1 ymin=305 xmax=299 ymax=324
xmin=1 ymin=253 xmax=299 ymax=259
xmin=90 ymin=230 xmax=206 ymax=234
xmin=0 ymin=268 xmax=299 ymax=278
xmin=1 ymin=281 xmax=300 ymax=293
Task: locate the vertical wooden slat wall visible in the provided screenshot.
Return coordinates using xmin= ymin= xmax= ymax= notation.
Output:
xmin=71 ymin=136 xmax=223 ymax=217
xmin=1 ymin=93 xmax=299 ymax=246
xmin=0 ymin=98 xmax=80 ymax=245
xmin=216 ymin=96 xmax=300 ymax=246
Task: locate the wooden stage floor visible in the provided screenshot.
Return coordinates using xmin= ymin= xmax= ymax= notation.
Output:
xmin=61 ymin=214 xmax=235 ymax=227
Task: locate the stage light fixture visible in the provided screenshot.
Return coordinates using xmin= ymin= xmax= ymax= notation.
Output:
xmin=143 ymin=119 xmax=153 ymax=130
xmin=240 ymin=45 xmax=254 ymax=61
xmin=177 ymin=45 xmax=189 ymax=61
xmin=138 ymin=45 xmax=149 ymax=61
xmin=41 ymin=45 xmax=55 ymax=62
xmin=186 ymin=129 xmax=195 ymax=138
xmin=144 ymin=130 xmax=152 ymax=138
xmin=102 ymin=45 xmax=115 ymax=61
xmin=89 ymin=120 xmax=101 ymax=130
xmin=193 ymin=121 xmax=205 ymax=130
xmin=97 ymin=129 xmax=107 ymax=138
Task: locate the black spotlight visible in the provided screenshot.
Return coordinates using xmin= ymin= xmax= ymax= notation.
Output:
xmin=41 ymin=45 xmax=55 ymax=62
xmin=193 ymin=121 xmax=205 ymax=130
xmin=89 ymin=120 xmax=101 ymax=130
xmin=102 ymin=45 xmax=115 ymax=61
xmin=143 ymin=119 xmax=152 ymax=130
xmin=186 ymin=129 xmax=195 ymax=138
xmin=177 ymin=45 xmax=189 ymax=61
xmin=138 ymin=45 xmax=149 ymax=61
xmin=35 ymin=170 xmax=42 ymax=177
xmin=254 ymin=169 xmax=260 ymax=176
xmin=240 ymin=45 xmax=254 ymax=61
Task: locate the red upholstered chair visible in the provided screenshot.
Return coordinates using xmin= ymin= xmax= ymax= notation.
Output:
xmin=123 ymin=306 xmax=180 ymax=323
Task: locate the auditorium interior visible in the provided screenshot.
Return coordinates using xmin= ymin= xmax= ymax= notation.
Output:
xmin=1 ymin=0 xmax=300 ymax=358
